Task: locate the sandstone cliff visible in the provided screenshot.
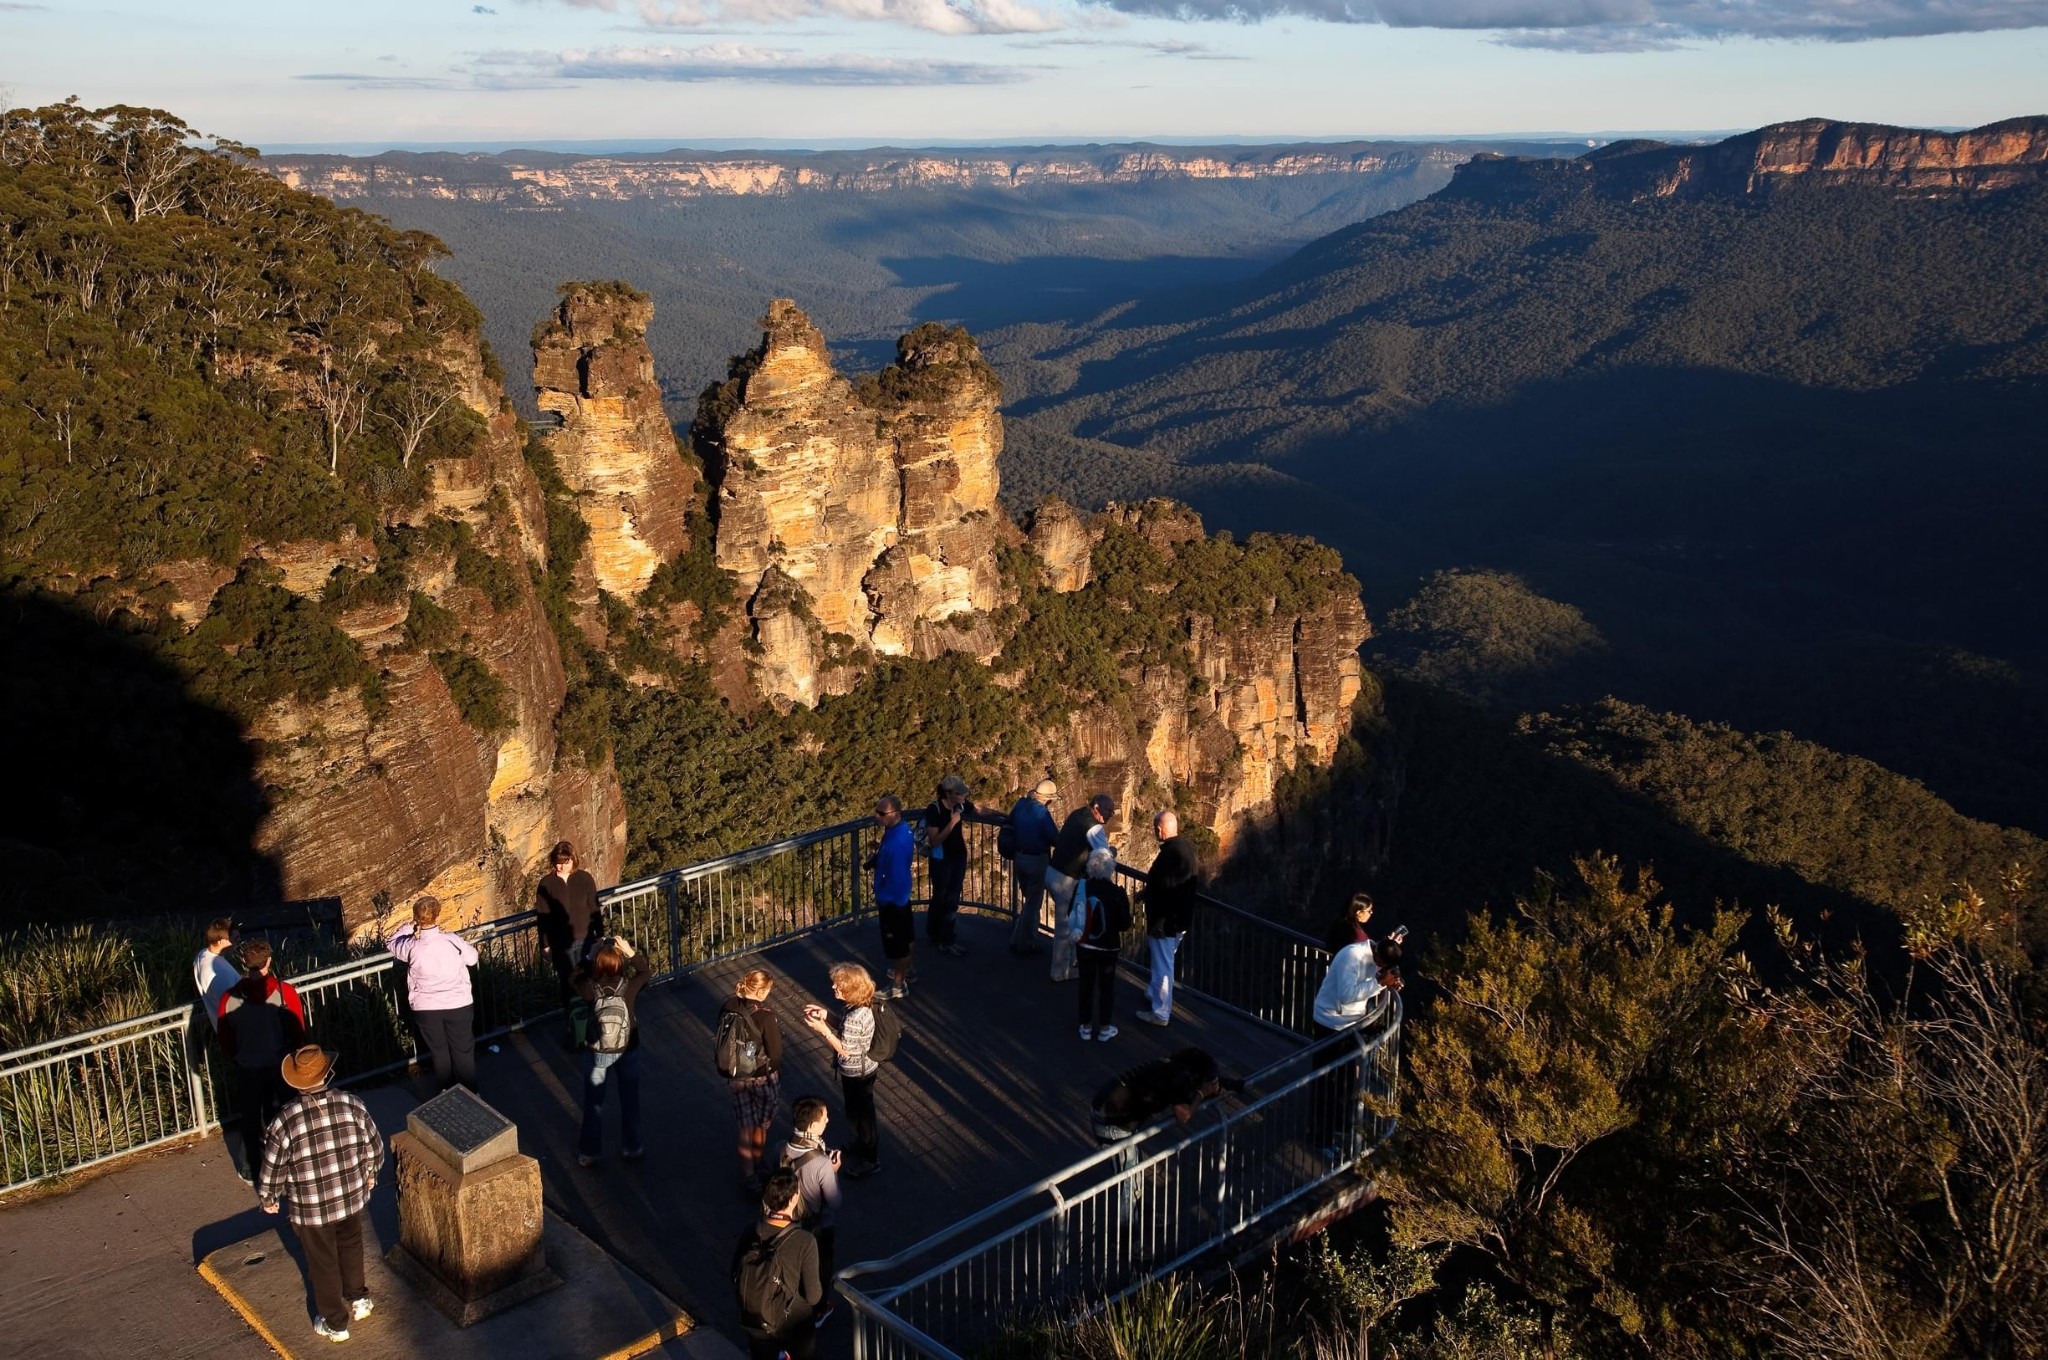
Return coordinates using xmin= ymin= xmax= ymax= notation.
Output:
xmin=533 ymin=283 xmax=701 ymax=614
xmin=268 ymin=142 xmax=1476 ymax=207
xmin=1450 ymin=116 xmax=2048 ymax=205
xmin=703 ymin=302 xmax=1010 ymax=706
xmin=147 ymin=329 xmax=627 ymax=935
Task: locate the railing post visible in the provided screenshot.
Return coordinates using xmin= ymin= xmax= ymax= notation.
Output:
xmin=664 ymin=874 xmax=684 ymax=982
xmin=182 ymin=1009 xmax=212 ymax=1135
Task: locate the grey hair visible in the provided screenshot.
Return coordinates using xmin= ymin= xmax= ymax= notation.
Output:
xmin=1086 ymin=846 xmax=1117 ymax=880
xmin=876 ymin=793 xmax=902 ymax=815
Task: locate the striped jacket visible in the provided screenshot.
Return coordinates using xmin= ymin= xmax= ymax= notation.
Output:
xmin=258 ymin=1087 xmax=385 ymax=1227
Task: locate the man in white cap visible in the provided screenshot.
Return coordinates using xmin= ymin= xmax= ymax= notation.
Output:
xmin=259 ymin=1044 xmax=386 ymax=1343
xmin=1006 ymin=779 xmax=1060 ymax=955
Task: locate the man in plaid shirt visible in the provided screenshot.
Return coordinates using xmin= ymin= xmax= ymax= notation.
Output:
xmin=260 ymin=1045 xmax=386 ymax=1343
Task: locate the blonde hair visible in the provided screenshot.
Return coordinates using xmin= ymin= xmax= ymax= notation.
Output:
xmin=737 ymin=968 xmax=773 ymax=1000
xmin=828 ymin=962 xmax=876 ymax=1007
xmin=412 ymin=895 xmax=443 ymax=927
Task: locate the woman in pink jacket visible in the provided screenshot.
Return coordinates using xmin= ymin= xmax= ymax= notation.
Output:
xmin=387 ymin=896 xmax=480 ymax=1092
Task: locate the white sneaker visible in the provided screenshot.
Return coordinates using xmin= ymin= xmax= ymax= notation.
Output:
xmin=1136 ymin=1010 xmax=1170 ymax=1027
xmin=1079 ymin=1025 xmax=1094 ymax=1040
xmin=351 ymin=1296 xmax=374 ymax=1322
xmin=313 ymin=1317 xmax=350 ymax=1342
xmin=1095 ymin=1025 xmax=1120 ymax=1041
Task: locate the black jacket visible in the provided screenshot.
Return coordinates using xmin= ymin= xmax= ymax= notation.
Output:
xmin=1143 ymin=837 xmax=1201 ymax=937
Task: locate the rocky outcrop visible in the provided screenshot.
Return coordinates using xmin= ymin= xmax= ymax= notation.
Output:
xmin=533 ymin=284 xmax=700 ymax=603
xmin=140 ymin=321 xmax=629 ymax=933
xmin=1024 ymin=501 xmax=1370 ymax=864
xmin=268 ymin=142 xmax=1479 ymax=207
xmin=1452 ymin=117 xmax=2048 ymax=205
xmin=1026 ymin=499 xmax=1093 ymax=592
xmin=704 ymin=303 xmax=1011 ymax=706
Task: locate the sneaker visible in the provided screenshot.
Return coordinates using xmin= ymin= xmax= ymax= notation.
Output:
xmin=350 ymin=1297 xmax=374 ymax=1322
xmin=1096 ymin=1025 xmax=1120 ymax=1041
xmin=813 ymin=1301 xmax=837 ymax=1329
xmin=577 ymin=1154 xmax=598 ymax=1168
xmin=935 ymin=941 xmax=969 ymax=958
xmin=1136 ymin=1010 xmax=1170 ymax=1027
xmin=1079 ymin=1025 xmax=1095 ymax=1041
xmin=622 ymin=1146 xmax=644 ymax=1161
xmin=313 ymin=1317 xmax=350 ymax=1342
xmin=1051 ymin=970 xmax=1077 ymax=983
xmin=877 ymin=984 xmax=907 ymax=1001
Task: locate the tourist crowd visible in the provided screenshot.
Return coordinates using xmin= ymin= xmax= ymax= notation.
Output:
xmin=195 ymin=783 xmax=1400 ymax=1357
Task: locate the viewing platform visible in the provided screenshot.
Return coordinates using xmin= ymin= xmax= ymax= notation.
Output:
xmin=0 ymin=816 xmax=1400 ymax=1359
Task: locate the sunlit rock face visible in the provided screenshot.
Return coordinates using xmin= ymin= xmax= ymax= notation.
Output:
xmin=704 ymin=302 xmax=1009 ymax=707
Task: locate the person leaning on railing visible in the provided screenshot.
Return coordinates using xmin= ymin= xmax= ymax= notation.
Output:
xmin=1137 ymin=811 xmax=1201 ymax=1027
xmin=1006 ymin=779 xmax=1060 ymax=956
xmin=192 ymin=917 xmax=240 ymax=1030
xmin=1309 ymin=924 xmax=1403 ymax=1159
xmin=217 ymin=938 xmax=306 ymax=1184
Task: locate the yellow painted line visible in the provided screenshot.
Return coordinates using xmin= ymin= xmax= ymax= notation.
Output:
xmin=594 ymin=1310 xmax=694 ymax=1360
xmin=198 ymin=1257 xmax=296 ymax=1360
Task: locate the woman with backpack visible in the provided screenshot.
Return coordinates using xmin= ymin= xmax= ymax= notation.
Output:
xmin=1071 ymin=847 xmax=1134 ymax=1042
xmin=387 ymin=895 xmax=479 ymax=1092
xmin=572 ymin=937 xmax=651 ymax=1168
xmin=719 ymin=968 xmax=785 ymax=1196
xmin=801 ymin=962 xmax=889 ymax=1179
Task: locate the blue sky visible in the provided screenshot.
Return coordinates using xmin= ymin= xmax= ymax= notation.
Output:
xmin=4 ymin=0 xmax=2045 ymax=148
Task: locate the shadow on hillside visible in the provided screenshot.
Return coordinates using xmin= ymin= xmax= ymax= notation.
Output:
xmin=883 ymin=252 xmax=1280 ymax=335
xmin=0 ymin=590 xmax=281 ymax=928
xmin=1220 ymin=681 xmax=1902 ymax=990
xmin=1004 ymin=362 xmax=2048 ymax=834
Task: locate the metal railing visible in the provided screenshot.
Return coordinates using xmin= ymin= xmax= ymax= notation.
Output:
xmin=0 ymin=808 xmax=1401 ymax=1357
xmin=838 ymin=994 xmax=1403 ymax=1360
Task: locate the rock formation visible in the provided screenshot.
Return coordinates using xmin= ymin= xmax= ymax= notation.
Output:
xmin=1042 ymin=501 xmax=1369 ymax=863
xmin=533 ymin=284 xmax=700 ymax=606
xmin=268 ymin=142 xmax=1475 ymax=207
xmin=147 ymin=321 xmax=628 ymax=935
xmin=704 ymin=302 xmax=1010 ymax=706
xmin=1452 ymin=117 xmax=2048 ymax=205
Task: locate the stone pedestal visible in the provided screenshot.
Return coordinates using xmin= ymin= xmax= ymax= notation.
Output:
xmin=385 ymin=1088 xmax=561 ymax=1326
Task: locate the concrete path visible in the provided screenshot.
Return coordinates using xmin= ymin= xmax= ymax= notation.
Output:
xmin=0 ymin=911 xmax=1295 ymax=1359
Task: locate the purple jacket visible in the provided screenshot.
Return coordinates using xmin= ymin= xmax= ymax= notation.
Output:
xmin=388 ymin=926 xmax=478 ymax=1012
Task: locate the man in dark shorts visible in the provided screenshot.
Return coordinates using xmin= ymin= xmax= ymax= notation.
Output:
xmin=870 ymin=795 xmax=915 ymax=999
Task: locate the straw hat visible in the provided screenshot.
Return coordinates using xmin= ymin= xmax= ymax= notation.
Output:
xmin=280 ymin=1044 xmax=338 ymax=1092
xmin=1033 ymin=779 xmax=1058 ymax=802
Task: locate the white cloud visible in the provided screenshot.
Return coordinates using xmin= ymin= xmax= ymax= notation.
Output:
xmin=482 ymin=42 xmax=1031 ymax=82
xmin=1078 ymin=0 xmax=2048 ymax=48
xmin=551 ymin=0 xmax=1061 ymax=34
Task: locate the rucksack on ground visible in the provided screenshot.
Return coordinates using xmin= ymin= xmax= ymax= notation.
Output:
xmin=590 ymin=981 xmax=631 ymax=1054
xmin=716 ymin=1006 xmax=764 ymax=1078
xmin=734 ymin=1227 xmax=797 ymax=1334
xmin=867 ymin=998 xmax=904 ymax=1063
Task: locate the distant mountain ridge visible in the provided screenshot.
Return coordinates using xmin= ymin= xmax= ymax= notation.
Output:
xmin=1450 ymin=116 xmax=2048 ymax=203
xmin=267 ymin=140 xmax=1553 ymax=205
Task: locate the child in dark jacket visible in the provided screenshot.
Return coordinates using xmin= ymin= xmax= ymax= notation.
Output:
xmin=1070 ymin=847 xmax=1134 ymax=1041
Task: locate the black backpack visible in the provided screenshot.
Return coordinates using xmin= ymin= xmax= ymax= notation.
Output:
xmin=996 ymin=822 xmax=1018 ymax=861
xmin=866 ymin=999 xmax=903 ymax=1063
xmin=733 ymin=1225 xmax=799 ymax=1334
xmin=715 ymin=1005 xmax=764 ymax=1078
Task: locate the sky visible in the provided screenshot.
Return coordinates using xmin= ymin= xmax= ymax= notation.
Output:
xmin=3 ymin=0 xmax=2045 ymax=149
